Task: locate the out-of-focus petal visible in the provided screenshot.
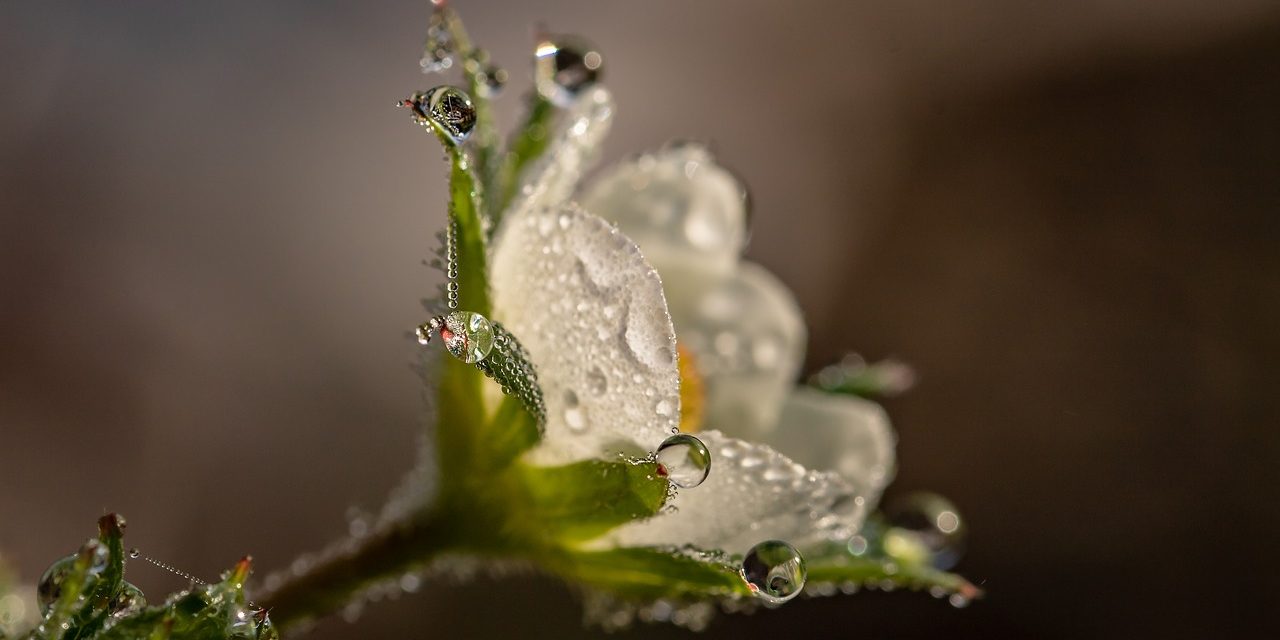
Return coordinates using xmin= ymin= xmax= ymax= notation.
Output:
xmin=506 ymin=86 xmax=615 ymax=224
xmin=766 ymin=387 xmax=897 ymax=512
xmin=580 ymin=144 xmax=748 ymax=312
xmin=605 ymin=430 xmax=868 ymax=553
xmin=677 ymin=263 xmax=805 ymax=441
xmin=490 ymin=203 xmax=680 ymax=465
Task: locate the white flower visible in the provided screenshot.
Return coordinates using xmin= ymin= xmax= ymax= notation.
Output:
xmin=489 ymin=87 xmax=895 ymax=557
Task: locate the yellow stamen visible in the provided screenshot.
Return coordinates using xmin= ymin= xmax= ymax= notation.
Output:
xmin=677 ymin=343 xmax=705 ymax=433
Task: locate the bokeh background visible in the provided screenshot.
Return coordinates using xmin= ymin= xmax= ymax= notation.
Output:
xmin=3 ymin=1 xmax=1278 ymax=638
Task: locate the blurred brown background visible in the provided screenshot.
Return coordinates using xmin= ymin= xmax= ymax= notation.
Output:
xmin=2 ymin=1 xmax=1278 ymax=638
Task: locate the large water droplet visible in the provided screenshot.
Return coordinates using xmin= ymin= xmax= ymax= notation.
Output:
xmin=36 ymin=555 xmax=74 ymax=614
xmin=36 ymin=543 xmax=109 ymax=614
xmin=534 ymin=36 xmax=603 ymax=107
xmin=740 ymin=540 xmax=806 ymax=604
xmin=884 ymin=492 xmax=965 ymax=570
xmin=402 ymin=86 xmax=477 ymax=145
xmin=655 ymin=434 xmax=711 ymax=488
xmin=128 ymin=548 xmax=140 ymax=559
xmin=430 ymin=311 xmax=494 ymax=363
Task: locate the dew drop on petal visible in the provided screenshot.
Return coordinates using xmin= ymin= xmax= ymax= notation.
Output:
xmin=586 ymin=366 xmax=608 ymax=395
xmin=654 ymin=434 xmax=711 ymax=488
xmin=740 ymin=540 xmax=806 ymax=604
xmin=563 ymin=389 xmax=588 ymax=433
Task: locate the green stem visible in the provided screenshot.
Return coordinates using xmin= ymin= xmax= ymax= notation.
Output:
xmin=256 ymin=509 xmax=456 ymax=631
xmin=490 ymin=96 xmax=555 ymax=224
xmin=441 ymin=7 xmax=499 ymax=187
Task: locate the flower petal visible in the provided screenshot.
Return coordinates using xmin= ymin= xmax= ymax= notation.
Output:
xmin=677 ymin=263 xmax=806 ymax=440
xmin=606 ymin=430 xmax=868 ymax=554
xmin=490 ymin=204 xmax=681 ymax=465
xmin=507 ymin=86 xmax=614 ymax=222
xmin=580 ymin=144 xmax=748 ymax=312
xmin=766 ymin=387 xmax=897 ymax=511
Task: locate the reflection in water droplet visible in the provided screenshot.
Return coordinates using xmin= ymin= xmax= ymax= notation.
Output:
xmin=401 ymin=86 xmax=477 ymax=145
xmin=535 ymin=36 xmax=603 ymax=107
xmin=885 ymin=492 xmax=965 ymax=570
xmin=740 ymin=540 xmax=806 ymax=604
xmin=654 ymin=434 xmax=711 ymax=488
xmin=422 ymin=311 xmax=495 ymax=363
xmin=128 ymin=548 xmax=140 ymax=559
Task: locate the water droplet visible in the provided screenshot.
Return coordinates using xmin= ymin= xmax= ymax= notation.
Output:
xmin=109 ymin=582 xmax=146 ymax=618
xmin=654 ymin=398 xmax=673 ymax=417
xmin=884 ymin=492 xmax=965 ymax=570
xmin=401 ymin=86 xmax=477 ymax=145
xmin=654 ymin=434 xmax=711 ymax=488
xmin=128 ymin=548 xmax=140 ymax=559
xmin=422 ymin=311 xmax=494 ymax=363
xmin=564 ymin=389 xmax=587 ymax=432
xmin=585 ymin=366 xmax=608 ymax=395
xmin=36 ymin=555 xmax=75 ymax=614
xmin=740 ymin=540 xmax=806 ymax=604
xmin=534 ymin=36 xmax=603 ymax=107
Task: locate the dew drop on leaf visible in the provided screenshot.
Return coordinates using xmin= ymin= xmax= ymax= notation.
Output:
xmin=109 ymin=582 xmax=146 ymax=618
xmin=435 ymin=311 xmax=494 ymax=363
xmin=884 ymin=492 xmax=965 ymax=570
xmin=36 ymin=555 xmax=74 ymax=614
xmin=401 ymin=86 xmax=477 ymax=145
xmin=740 ymin=540 xmax=806 ymax=604
xmin=654 ymin=434 xmax=711 ymax=488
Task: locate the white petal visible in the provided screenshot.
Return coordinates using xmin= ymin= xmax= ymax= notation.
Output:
xmin=490 ymin=204 xmax=680 ymax=465
xmin=506 ymin=86 xmax=614 ymax=223
xmin=606 ymin=430 xmax=868 ymax=554
xmin=580 ymin=144 xmax=748 ymax=311
xmin=678 ymin=263 xmax=806 ymax=441
xmin=766 ymin=387 xmax=897 ymax=512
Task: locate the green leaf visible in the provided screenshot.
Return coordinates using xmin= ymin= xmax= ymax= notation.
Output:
xmin=518 ymin=459 xmax=669 ymax=542
xmin=809 ymin=355 xmax=916 ymax=399
xmin=555 ymin=547 xmax=751 ymax=601
xmin=26 ymin=518 xmax=277 ymax=640
xmin=802 ymin=539 xmax=983 ymax=603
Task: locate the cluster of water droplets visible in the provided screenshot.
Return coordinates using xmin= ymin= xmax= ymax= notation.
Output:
xmin=583 ymin=591 xmax=717 ymax=633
